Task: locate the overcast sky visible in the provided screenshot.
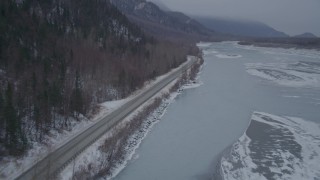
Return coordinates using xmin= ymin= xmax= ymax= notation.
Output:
xmin=151 ymin=0 xmax=320 ymax=36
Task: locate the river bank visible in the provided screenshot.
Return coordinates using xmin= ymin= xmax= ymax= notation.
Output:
xmin=238 ymin=39 xmax=320 ymax=51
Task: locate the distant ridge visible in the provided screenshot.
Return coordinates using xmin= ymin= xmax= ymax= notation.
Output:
xmin=194 ymin=16 xmax=289 ymax=38
xmin=294 ymin=33 xmax=318 ymax=38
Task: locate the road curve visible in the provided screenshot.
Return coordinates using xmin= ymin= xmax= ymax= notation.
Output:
xmin=14 ymin=57 xmax=197 ymax=180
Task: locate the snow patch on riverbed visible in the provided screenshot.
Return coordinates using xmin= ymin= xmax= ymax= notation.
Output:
xmin=235 ymin=43 xmax=320 ymax=59
xmin=216 ymin=54 xmax=242 ymax=59
xmin=203 ymin=49 xmax=218 ymax=55
xmin=246 ymin=61 xmax=320 ymax=88
xmin=220 ymin=112 xmax=320 ymax=180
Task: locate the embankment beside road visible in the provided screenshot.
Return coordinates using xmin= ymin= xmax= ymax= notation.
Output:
xmin=66 ymin=57 xmax=204 ymax=180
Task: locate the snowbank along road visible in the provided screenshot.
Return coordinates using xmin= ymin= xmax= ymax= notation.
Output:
xmin=14 ymin=57 xmax=198 ymax=180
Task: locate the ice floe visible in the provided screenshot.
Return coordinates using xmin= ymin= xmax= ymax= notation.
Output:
xmin=220 ymin=112 xmax=320 ymax=180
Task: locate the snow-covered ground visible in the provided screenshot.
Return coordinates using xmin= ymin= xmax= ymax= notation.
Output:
xmin=0 ymin=57 xmax=197 ymax=179
xmin=246 ymin=61 xmax=320 ymax=88
xmin=1 ymin=93 xmax=133 ymax=179
xmin=200 ymin=41 xmax=242 ymax=59
xmin=220 ymin=112 xmax=320 ymax=180
xmin=58 ymin=58 xmax=203 ymax=180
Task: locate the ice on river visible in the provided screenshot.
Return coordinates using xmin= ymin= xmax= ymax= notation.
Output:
xmin=215 ymin=54 xmax=242 ymax=59
xmin=246 ymin=61 xmax=320 ymax=88
xmin=220 ymin=112 xmax=320 ymax=180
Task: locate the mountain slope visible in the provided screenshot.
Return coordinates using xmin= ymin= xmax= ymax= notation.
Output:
xmin=195 ymin=16 xmax=288 ymax=38
xmin=110 ymin=0 xmax=215 ymax=39
xmin=148 ymin=0 xmax=171 ymax=11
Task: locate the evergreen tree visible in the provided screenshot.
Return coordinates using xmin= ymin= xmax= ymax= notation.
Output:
xmin=4 ymin=83 xmax=27 ymax=154
xmin=4 ymin=83 xmax=17 ymax=146
xmin=70 ymin=70 xmax=84 ymax=119
xmin=32 ymin=72 xmax=37 ymax=92
xmin=0 ymin=89 xmax=4 ymax=138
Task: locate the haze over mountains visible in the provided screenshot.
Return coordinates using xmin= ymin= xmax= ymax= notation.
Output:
xmin=152 ymin=0 xmax=320 ymax=37
xmin=194 ymin=16 xmax=289 ymax=38
xmin=112 ymin=0 xmax=291 ymax=39
xmin=149 ymin=0 xmax=318 ymax=38
xmin=111 ymin=0 xmax=319 ymax=50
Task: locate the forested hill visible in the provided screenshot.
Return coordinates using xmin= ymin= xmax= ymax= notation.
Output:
xmin=0 ymin=0 xmax=199 ymax=156
xmin=110 ymin=0 xmax=216 ymax=40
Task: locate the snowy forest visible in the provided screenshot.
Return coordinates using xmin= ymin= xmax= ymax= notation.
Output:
xmin=0 ymin=0 xmax=199 ymax=156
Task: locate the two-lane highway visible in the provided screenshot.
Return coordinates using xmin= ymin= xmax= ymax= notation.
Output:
xmin=14 ymin=57 xmax=197 ymax=180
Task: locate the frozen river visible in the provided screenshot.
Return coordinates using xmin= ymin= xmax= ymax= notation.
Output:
xmin=114 ymin=42 xmax=320 ymax=180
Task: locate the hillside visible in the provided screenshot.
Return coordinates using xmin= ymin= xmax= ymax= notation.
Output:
xmin=0 ymin=0 xmax=198 ymax=156
xmin=195 ymin=16 xmax=288 ymax=38
xmin=110 ymin=0 xmax=216 ymax=40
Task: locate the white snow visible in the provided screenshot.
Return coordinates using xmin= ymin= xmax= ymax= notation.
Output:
xmin=253 ymin=112 xmax=320 ymax=179
xmin=198 ymin=42 xmax=219 ymax=56
xmin=183 ymin=81 xmax=203 ymax=90
xmin=220 ymin=124 xmax=266 ymax=180
xmin=101 ymin=99 xmax=130 ymax=112
xmin=221 ymin=112 xmax=320 ymax=180
xmin=2 ymin=116 xmax=97 ymax=180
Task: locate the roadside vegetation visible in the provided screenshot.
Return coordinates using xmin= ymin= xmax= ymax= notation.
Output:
xmin=71 ymin=58 xmax=204 ymax=179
